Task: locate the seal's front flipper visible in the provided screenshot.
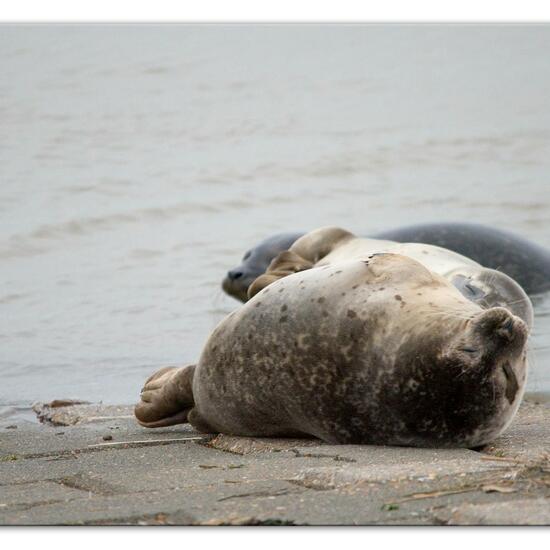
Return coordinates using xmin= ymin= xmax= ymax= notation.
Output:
xmin=267 ymin=250 xmax=314 ymax=274
xmin=247 ymin=250 xmax=314 ymax=299
xmin=135 ymin=364 xmax=196 ymax=428
xmin=247 ymin=273 xmax=283 ymax=299
xmin=289 ymin=226 xmax=354 ymax=262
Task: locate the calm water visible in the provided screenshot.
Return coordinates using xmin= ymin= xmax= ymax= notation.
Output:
xmin=1 ymin=25 xmax=549 ymax=421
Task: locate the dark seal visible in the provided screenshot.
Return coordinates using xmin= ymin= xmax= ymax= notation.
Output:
xmin=222 ymin=223 xmax=550 ymax=300
xmin=223 ymin=232 xmax=303 ymax=302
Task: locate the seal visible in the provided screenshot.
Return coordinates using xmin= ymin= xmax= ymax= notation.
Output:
xmin=222 ymin=223 xmax=550 ymax=301
xmin=223 ymin=232 xmax=303 ymax=302
xmin=136 ymin=253 xmax=529 ymax=447
xmin=248 ymin=227 xmax=534 ymax=329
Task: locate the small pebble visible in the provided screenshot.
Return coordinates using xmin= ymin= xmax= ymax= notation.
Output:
xmin=102 ymin=434 xmax=113 ymax=441
xmin=5 ymin=425 xmax=17 ymax=430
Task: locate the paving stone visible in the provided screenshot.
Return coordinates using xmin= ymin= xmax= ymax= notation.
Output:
xmin=0 ymin=400 xmax=549 ymax=525
xmin=444 ymin=498 xmax=550 ymax=525
xmin=0 ymin=481 xmax=87 ymax=507
xmin=482 ymin=401 xmax=550 ymax=460
xmin=207 ymin=434 xmax=323 ymax=454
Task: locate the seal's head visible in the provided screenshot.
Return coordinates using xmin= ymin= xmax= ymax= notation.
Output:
xmin=448 ymin=266 xmax=534 ymax=329
xmin=361 ymin=255 xmax=530 ymax=447
xmin=222 ymin=232 xmax=303 ymax=302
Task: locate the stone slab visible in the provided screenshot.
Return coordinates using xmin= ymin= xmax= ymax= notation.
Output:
xmin=0 ymin=399 xmax=549 ymax=525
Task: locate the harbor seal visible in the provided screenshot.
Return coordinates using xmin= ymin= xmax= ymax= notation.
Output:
xmin=248 ymin=227 xmax=534 ymax=329
xmin=222 ymin=223 xmax=550 ymax=301
xmin=223 ymin=232 xmax=303 ymax=302
xmin=136 ymin=253 xmax=529 ymax=447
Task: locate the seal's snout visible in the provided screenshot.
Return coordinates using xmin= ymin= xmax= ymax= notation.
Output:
xmin=472 ymin=307 xmax=528 ymax=350
xmin=496 ymin=316 xmax=516 ymax=341
xmin=227 ymin=269 xmax=244 ymax=281
xmin=222 ymin=271 xmax=249 ymax=302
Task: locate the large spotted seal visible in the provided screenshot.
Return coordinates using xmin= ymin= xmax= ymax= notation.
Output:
xmin=223 ymin=223 xmax=550 ymax=301
xmin=248 ymin=226 xmax=534 ymax=329
xmin=136 ymin=253 xmax=529 ymax=447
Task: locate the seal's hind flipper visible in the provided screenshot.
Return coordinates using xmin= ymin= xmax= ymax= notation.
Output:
xmin=134 ymin=408 xmax=192 ymax=428
xmin=135 ymin=364 xmax=196 ymax=429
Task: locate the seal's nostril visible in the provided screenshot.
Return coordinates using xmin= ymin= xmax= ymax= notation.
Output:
xmin=497 ymin=317 xmax=515 ymax=340
xmin=228 ymin=270 xmax=243 ymax=281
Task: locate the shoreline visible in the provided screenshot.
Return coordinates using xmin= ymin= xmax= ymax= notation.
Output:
xmin=1 ymin=399 xmax=549 ymax=525
xmin=3 ymin=391 xmax=550 ymax=428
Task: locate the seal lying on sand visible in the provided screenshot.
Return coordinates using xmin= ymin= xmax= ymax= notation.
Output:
xmin=223 ymin=223 xmax=550 ymax=300
xmin=136 ymin=253 xmax=529 ymax=447
xmin=248 ymin=227 xmax=534 ymax=329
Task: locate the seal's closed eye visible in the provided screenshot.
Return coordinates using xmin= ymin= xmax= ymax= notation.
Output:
xmin=452 ymin=274 xmax=486 ymax=300
xmin=502 ymin=361 xmax=519 ymax=404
